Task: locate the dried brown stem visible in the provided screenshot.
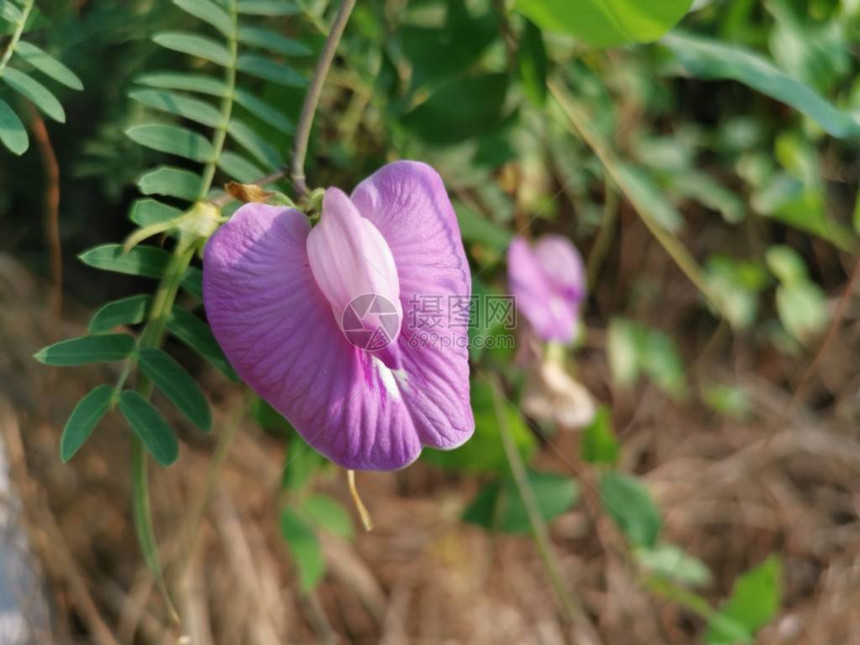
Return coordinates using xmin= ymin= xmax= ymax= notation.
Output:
xmin=27 ymin=103 xmax=62 ymax=329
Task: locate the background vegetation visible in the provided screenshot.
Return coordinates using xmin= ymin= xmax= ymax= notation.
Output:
xmin=1 ymin=0 xmax=859 ymax=642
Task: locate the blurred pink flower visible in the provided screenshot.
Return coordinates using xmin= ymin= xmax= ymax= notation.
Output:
xmin=507 ymin=234 xmax=586 ymax=344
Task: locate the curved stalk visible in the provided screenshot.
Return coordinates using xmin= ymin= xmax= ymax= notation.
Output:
xmin=549 ymin=79 xmax=726 ymax=319
xmin=487 ymin=375 xmax=596 ymax=638
xmin=290 ymin=0 xmax=357 ymax=196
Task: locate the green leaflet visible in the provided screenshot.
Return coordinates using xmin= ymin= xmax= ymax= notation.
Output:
xmin=60 ymin=385 xmax=114 ymax=462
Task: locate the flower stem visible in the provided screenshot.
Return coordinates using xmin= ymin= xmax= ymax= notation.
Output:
xmin=129 ymin=240 xmax=198 ymax=623
xmin=586 ymin=177 xmax=618 ymax=289
xmin=131 ymin=434 xmax=178 ymax=623
xmin=347 ymin=469 xmax=373 ymax=532
xmin=487 ymin=376 xmax=580 ymax=625
xmin=290 ymin=0 xmax=357 ymax=197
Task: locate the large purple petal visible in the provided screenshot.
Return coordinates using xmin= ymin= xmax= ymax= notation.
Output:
xmin=203 ymin=204 xmax=422 ymax=470
xmin=351 ymin=161 xmax=474 ymax=450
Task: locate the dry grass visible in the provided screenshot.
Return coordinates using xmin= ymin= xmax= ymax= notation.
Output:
xmin=1 ymin=252 xmax=859 ymax=644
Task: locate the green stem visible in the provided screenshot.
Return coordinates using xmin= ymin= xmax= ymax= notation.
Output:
xmin=290 ymin=0 xmax=357 ymax=196
xmin=644 ymin=576 xmax=717 ymax=622
xmin=129 ymin=241 xmax=197 ymax=623
xmin=127 ymin=0 xmax=241 ymax=619
xmin=198 ymin=0 xmax=239 ymax=200
xmin=586 ymin=177 xmax=619 ymax=289
xmin=131 ymin=434 xmax=178 ymax=623
xmin=488 ymin=375 xmax=582 ymax=625
xmin=0 ymin=0 xmax=35 ymax=76
xmin=645 ymin=575 xmax=746 ymax=637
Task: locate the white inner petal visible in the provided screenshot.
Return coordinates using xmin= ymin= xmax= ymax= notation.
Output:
xmin=373 ymin=355 xmax=404 ymax=400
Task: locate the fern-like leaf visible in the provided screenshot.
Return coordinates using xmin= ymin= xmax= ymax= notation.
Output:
xmin=0 ymin=0 xmax=83 ymax=153
xmin=112 ymin=0 xmax=310 ymax=394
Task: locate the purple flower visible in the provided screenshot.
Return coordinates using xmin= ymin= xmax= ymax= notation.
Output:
xmin=507 ymin=235 xmax=586 ymax=344
xmin=203 ymin=161 xmax=474 ymax=471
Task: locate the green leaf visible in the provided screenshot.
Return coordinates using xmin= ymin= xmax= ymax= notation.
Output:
xmin=517 ymin=20 xmax=548 ymax=106
xmin=514 ymin=0 xmax=693 ymax=47
xmin=640 ymin=329 xmax=686 ymax=398
xmin=581 ymin=405 xmax=619 ymax=466
xmin=130 ymin=199 xmax=184 ymax=227
xmin=252 ymin=396 xmax=293 ymax=436
xmin=775 ymin=282 xmax=828 ymax=345
xmin=34 ymin=333 xmax=135 ymax=366
xmin=14 ymin=41 xmax=83 ymax=90
xmin=234 ymin=88 xmax=294 ymax=134
xmin=607 ymin=318 xmax=640 ymax=386
xmin=402 ymin=73 xmax=508 ymax=145
xmin=423 ymin=380 xmax=535 ymax=473
xmin=282 ymin=432 xmax=322 ymax=491
xmin=0 ymin=98 xmax=28 ymax=154
xmin=607 ymin=318 xmax=686 ymax=397
xmin=227 ymin=119 xmax=283 ymax=169
xmin=463 ymin=470 xmax=580 ymax=534
xmin=89 ymin=294 xmax=152 ymax=332
xmin=664 ymin=33 xmax=860 ymax=140
xmin=599 ymin=471 xmax=661 ymax=548
xmin=280 ymin=507 xmax=325 ymax=592
xmin=173 ymin=0 xmax=234 ymax=37
xmin=79 ymin=244 xmax=170 ymax=278
xmin=302 ymin=494 xmax=353 ymax=539
xmin=181 ymin=267 xmax=204 ymax=298
xmin=765 ymin=245 xmax=807 ymax=285
xmin=668 ymin=170 xmax=745 ymax=225
xmin=705 ymin=255 xmax=768 ymax=330
xmin=153 ymin=32 xmax=232 ymax=67
xmin=634 ymin=543 xmax=712 ymax=588
xmin=126 ymin=124 xmax=215 ymax=162
xmin=118 ymin=390 xmax=179 ymax=466
xmin=751 ymin=174 xmax=853 ymax=250
xmin=237 ymin=0 xmax=300 ymax=16
xmin=137 ymin=166 xmax=203 ymax=201
xmin=218 ymin=151 xmax=265 ymax=182
xmin=237 ymin=26 xmax=311 ymax=56
xmin=453 ymin=200 xmax=512 ymax=255
xmin=705 ymin=556 xmax=782 ymax=644
xmin=129 ymin=89 xmax=222 ymax=127
xmin=402 ymin=2 xmax=497 ymax=88
xmin=2 ymin=67 xmax=65 ymax=122
xmin=236 ymin=55 xmax=306 ymax=87
xmin=167 ymin=306 xmax=238 ymax=381
xmin=138 ymin=348 xmax=211 ymax=432
xmin=60 ymin=385 xmax=114 ymax=462
xmin=703 ymin=384 xmax=751 ymax=421
xmin=136 ymin=72 xmax=229 ymax=97
xmin=615 ymin=163 xmax=683 ymax=233
xmin=1 ymin=0 xmax=23 ymax=23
